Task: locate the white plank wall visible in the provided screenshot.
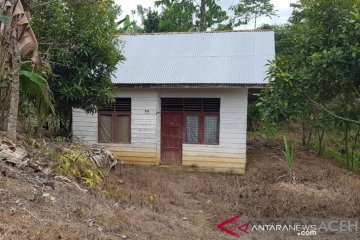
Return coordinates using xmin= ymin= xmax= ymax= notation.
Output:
xmin=72 ymin=109 xmax=98 ymax=144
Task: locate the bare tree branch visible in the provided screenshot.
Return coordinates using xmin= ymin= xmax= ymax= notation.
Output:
xmin=32 ymin=0 xmax=59 ymax=10
xmin=306 ymin=95 xmax=360 ymax=125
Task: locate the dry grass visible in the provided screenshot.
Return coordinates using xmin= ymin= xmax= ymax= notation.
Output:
xmin=1 ymin=137 xmax=360 ymax=239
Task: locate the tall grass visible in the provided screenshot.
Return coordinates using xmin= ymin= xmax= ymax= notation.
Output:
xmin=282 ymin=136 xmax=296 ymax=183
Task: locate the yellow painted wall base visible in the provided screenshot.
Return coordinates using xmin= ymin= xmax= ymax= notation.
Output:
xmin=182 ymin=155 xmax=246 ymax=174
xmin=105 ymin=148 xmax=246 ymax=174
xmin=160 ymin=165 xmax=245 ymax=175
xmin=109 ymin=150 xmax=158 ymax=166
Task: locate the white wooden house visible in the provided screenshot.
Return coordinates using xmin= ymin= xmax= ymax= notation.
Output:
xmin=72 ymin=31 xmax=275 ymax=174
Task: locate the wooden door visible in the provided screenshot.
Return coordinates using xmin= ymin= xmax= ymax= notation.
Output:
xmin=161 ymin=112 xmax=183 ymax=165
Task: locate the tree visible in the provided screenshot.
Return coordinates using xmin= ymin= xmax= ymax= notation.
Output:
xmin=136 ymin=6 xmax=161 ymax=33
xmin=230 ymin=0 xmax=276 ymax=29
xmin=259 ymin=0 xmax=360 ymax=169
xmin=155 ymin=0 xmax=197 ymax=32
xmin=143 ymin=10 xmax=161 ymax=33
xmin=30 ymin=0 xmax=123 ymax=131
xmin=146 ymin=0 xmax=228 ymax=32
xmin=199 ymin=0 xmax=206 ymax=31
xmin=0 ymin=0 xmax=40 ymax=141
xmin=19 ymin=64 xmax=54 ymax=136
xmin=199 ymin=0 xmax=228 ymax=30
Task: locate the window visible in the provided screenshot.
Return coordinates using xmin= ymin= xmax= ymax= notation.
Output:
xmin=98 ymin=98 xmax=131 ymax=143
xmin=186 ymin=115 xmax=200 ymax=143
xmin=204 ymin=115 xmax=218 ymax=144
xmin=184 ymin=113 xmax=219 ymax=144
xmin=161 ymin=98 xmax=220 ymax=145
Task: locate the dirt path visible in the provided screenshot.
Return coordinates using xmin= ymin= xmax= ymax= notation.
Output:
xmin=1 ymin=138 xmax=360 ymax=239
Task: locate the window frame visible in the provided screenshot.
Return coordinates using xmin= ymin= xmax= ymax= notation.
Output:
xmin=98 ymin=99 xmax=131 ymax=144
xmin=184 ymin=112 xmax=220 ymax=145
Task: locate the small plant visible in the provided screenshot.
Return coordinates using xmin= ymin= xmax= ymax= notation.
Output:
xmin=100 ymin=183 xmax=122 ymax=199
xmin=53 ymin=151 xmax=103 ymax=188
xmin=148 ymin=193 xmax=161 ymax=212
xmin=53 ymin=136 xmax=66 ymax=144
xmin=82 ymin=170 xmax=103 ymax=188
xmin=282 ymin=136 xmax=296 ymax=183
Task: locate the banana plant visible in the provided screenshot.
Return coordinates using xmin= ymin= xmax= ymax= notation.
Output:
xmin=19 ymin=63 xmax=54 ymax=135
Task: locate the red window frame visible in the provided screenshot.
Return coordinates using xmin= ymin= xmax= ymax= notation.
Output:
xmin=184 ymin=112 xmax=220 ymax=145
xmin=98 ymin=98 xmax=131 ymax=143
xmin=98 ymin=112 xmax=131 ymax=143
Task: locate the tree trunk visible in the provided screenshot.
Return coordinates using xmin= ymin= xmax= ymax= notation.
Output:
xmin=344 ymin=123 xmax=349 ymax=168
xmin=351 ymin=124 xmax=360 ymax=170
xmin=318 ymin=129 xmax=325 ymax=155
xmin=301 ymin=119 xmax=306 ymax=146
xmin=200 ymin=0 xmax=206 ymax=32
xmin=306 ymin=125 xmax=313 ymax=146
xmin=254 ymin=14 xmax=257 ymax=29
xmin=7 ymin=75 xmax=19 ymax=141
xmin=7 ymin=45 xmax=21 ymax=142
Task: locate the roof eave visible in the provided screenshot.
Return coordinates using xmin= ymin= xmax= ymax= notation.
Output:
xmin=112 ymin=83 xmax=269 ymax=89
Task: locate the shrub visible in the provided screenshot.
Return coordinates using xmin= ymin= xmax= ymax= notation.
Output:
xmin=53 ymin=151 xmax=103 ymax=188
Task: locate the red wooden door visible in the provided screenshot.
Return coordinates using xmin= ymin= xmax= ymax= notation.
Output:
xmin=161 ymin=112 xmax=183 ymax=165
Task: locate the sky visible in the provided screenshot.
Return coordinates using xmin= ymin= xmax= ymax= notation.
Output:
xmin=115 ymin=0 xmax=298 ymax=29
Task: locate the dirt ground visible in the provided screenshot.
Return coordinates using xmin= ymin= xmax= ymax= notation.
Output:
xmin=1 ymin=137 xmax=360 ymax=240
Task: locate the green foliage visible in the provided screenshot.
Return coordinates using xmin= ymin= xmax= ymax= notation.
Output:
xmin=53 ymin=136 xmax=66 ymax=144
xmin=135 ymin=0 xmax=229 ymax=32
xmin=82 ymin=170 xmax=103 ymax=188
xmin=20 ymin=66 xmax=54 ymax=115
xmin=199 ymin=0 xmax=229 ymax=30
xmin=17 ymin=63 xmax=54 ymax=135
xmin=30 ymin=0 xmax=123 ymax=130
xmin=118 ymin=14 xmax=143 ymax=33
xmin=230 ymin=0 xmax=277 ymax=28
xmin=248 ymin=121 xmax=279 ymax=140
xmin=258 ymin=0 xmax=360 ymax=172
xmin=155 ymin=0 xmax=196 ymax=31
xmin=247 ymin=103 xmax=261 ymax=131
xmin=53 ymin=151 xmax=103 ymax=188
xmin=141 ymin=8 xmax=161 ymax=33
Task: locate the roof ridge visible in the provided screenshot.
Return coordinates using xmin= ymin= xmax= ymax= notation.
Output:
xmin=118 ymin=30 xmax=274 ymax=36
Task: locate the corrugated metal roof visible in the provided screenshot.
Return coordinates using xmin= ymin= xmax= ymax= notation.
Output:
xmin=112 ymin=31 xmax=275 ymax=85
